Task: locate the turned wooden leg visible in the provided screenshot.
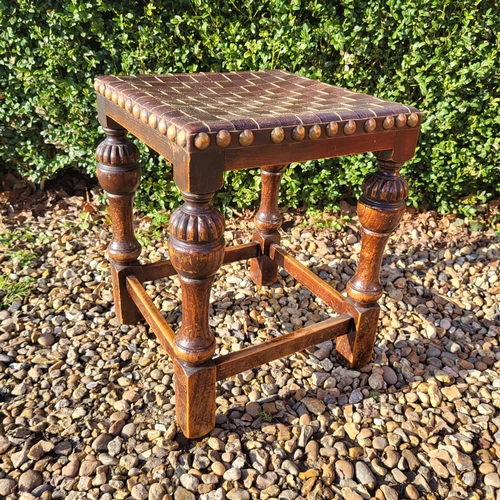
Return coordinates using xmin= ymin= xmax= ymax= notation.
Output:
xmin=337 ymin=155 xmax=408 ymax=368
xmin=96 ymin=126 xmax=142 ymax=324
xmin=250 ymin=164 xmax=287 ymax=286
xmin=168 ymin=191 xmax=225 ymax=437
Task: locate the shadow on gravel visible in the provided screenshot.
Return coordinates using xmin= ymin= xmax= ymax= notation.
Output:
xmin=0 ymin=185 xmax=499 ymax=500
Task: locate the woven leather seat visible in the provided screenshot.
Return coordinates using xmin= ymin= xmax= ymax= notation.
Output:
xmin=96 ymin=70 xmax=418 ymax=139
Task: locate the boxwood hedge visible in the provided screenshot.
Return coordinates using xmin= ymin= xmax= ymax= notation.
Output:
xmin=1 ymin=0 xmax=499 ymax=215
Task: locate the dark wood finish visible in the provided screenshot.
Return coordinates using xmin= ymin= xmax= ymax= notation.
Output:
xmin=174 ymin=359 xmax=217 ymax=438
xmin=141 ymin=260 xmax=177 ymax=282
xmin=168 ymin=191 xmax=225 ymax=366
xmin=109 ymin=263 xmax=143 ymax=325
xmin=96 ymin=126 xmax=142 ymax=324
xmin=223 ymin=242 xmax=261 ymax=264
xmin=125 ymin=274 xmax=176 ymax=359
xmin=250 ymin=164 xmax=287 ymax=286
xmin=214 ymin=315 xmax=352 ymax=381
xmin=95 ymin=70 xmax=421 ymax=192
xmin=269 ymin=244 xmax=347 ymax=311
xmin=95 ymin=70 xmax=421 ymax=438
xmin=337 ymin=299 xmax=381 ymax=369
xmin=336 ymin=156 xmax=408 ymax=368
xmin=346 ymin=157 xmax=408 ymax=304
xmin=97 ymin=94 xmax=419 ymax=189
xmin=224 ymin=129 xmax=420 ymax=171
xmin=141 ymin=242 xmax=260 ymax=282
xmin=97 ymin=95 xmax=226 ymax=194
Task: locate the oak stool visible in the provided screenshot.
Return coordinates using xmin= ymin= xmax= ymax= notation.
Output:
xmin=94 ymin=70 xmax=421 ymax=438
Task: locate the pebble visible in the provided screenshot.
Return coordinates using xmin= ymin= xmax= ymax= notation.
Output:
xmin=119 ymin=454 xmax=139 ymax=469
xmin=18 ymin=470 xmax=42 ymax=492
xmin=355 ymin=461 xmax=377 ymax=490
xmin=462 ymin=471 xmax=477 ymax=487
xmin=382 ymin=366 xmax=398 ymax=384
xmin=174 ymin=487 xmax=196 ymax=500
xmin=193 ymin=454 xmax=211 ymax=469
xmin=301 ymin=396 xmax=326 ymax=415
xmin=28 ymin=440 xmax=55 ymax=460
xmin=0 ymin=479 xmax=16 ymax=496
xmin=148 ymin=483 xmax=166 ymax=500
xmin=211 ymin=462 xmax=226 ymax=476
xmin=131 ymin=483 xmax=149 ymax=500
xmin=341 ymin=487 xmax=364 ymax=500
xmin=484 ymin=473 xmax=500 ymax=488
xmin=226 ymin=488 xmax=250 ymax=500
xmin=335 ymin=460 xmax=354 ymax=480
xmin=121 ymin=422 xmax=136 ymax=438
xmin=0 ymin=437 xmax=11 ymax=454
xmin=298 ymin=425 xmax=314 ymax=447
xmin=368 ymin=373 xmax=384 ymax=390
xmin=99 ymin=453 xmax=119 ymax=466
xmin=249 ymin=448 xmax=269 ymax=473
xmin=92 ymin=433 xmax=113 ymax=451
xmin=349 ymin=389 xmax=364 ymax=404
xmin=453 ymin=449 xmax=474 ymax=472
xmin=38 ymin=332 xmax=55 ymax=346
xmin=1 ymin=202 xmax=499 ymax=500
xmin=180 ymin=473 xmax=199 ymax=492
xmin=223 ymin=467 xmax=241 ymax=481
xmin=345 ymin=423 xmax=360 ymax=440
xmin=479 ymin=463 xmax=496 ymax=474
xmin=428 ymin=383 xmax=443 ymax=407
xmin=372 ymin=436 xmax=388 ymax=450
xmin=392 ymin=468 xmax=407 ymax=483
xmin=11 ymin=449 xmax=29 ymax=468
xmin=371 ymin=459 xmax=387 ymax=476
xmin=62 ymin=459 xmax=80 ymax=477
xmin=208 ymin=437 xmax=226 ymax=451
xmin=380 ymin=484 xmax=399 ymax=500
xmin=405 ymin=484 xmax=420 ymax=499
xmin=430 ymin=458 xmax=449 ymax=478
xmin=255 ymin=471 xmax=278 ymax=489
xmin=441 ymin=386 xmax=462 ymax=401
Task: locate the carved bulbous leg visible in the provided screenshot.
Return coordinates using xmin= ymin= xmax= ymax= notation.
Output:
xmin=96 ymin=127 xmax=142 ymax=324
xmin=168 ymin=191 xmax=225 ymax=437
xmin=337 ymin=156 xmax=408 ymax=368
xmin=169 ymin=192 xmax=225 ymax=365
xmin=250 ymin=164 xmax=287 ymax=286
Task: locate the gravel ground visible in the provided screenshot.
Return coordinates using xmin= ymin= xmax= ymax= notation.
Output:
xmin=1 ymin=187 xmax=500 ymax=500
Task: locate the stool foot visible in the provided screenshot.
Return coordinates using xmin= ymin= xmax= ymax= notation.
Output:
xmin=336 ymin=156 xmax=408 ymax=368
xmin=110 ymin=263 xmax=143 ymax=325
xmin=250 ymin=164 xmax=286 ymax=286
xmin=250 ymin=232 xmax=280 ymax=286
xmin=174 ymin=359 xmax=216 ymax=438
xmin=337 ymin=300 xmax=381 ymax=368
xmin=96 ymin=126 xmax=142 ymax=324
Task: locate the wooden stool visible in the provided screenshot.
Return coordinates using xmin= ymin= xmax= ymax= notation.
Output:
xmin=94 ymin=70 xmax=421 ymax=438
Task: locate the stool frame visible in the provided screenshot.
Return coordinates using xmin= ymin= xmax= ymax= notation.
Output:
xmin=94 ymin=71 xmax=420 ymax=438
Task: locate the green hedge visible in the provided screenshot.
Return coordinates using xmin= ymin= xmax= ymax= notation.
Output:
xmin=1 ymin=0 xmax=499 ymax=215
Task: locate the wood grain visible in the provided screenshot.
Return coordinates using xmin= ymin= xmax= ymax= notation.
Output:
xmin=168 ymin=192 xmax=224 ymax=365
xmin=141 ymin=242 xmax=260 ymax=282
xmin=96 ymin=71 xmax=420 ymax=437
xmin=338 ymin=157 xmax=408 ymax=368
xmin=269 ymin=244 xmax=346 ymax=310
xmin=126 ymin=274 xmax=176 ymax=359
xmin=174 ymin=359 xmax=216 ymax=438
xmin=250 ymin=165 xmax=286 ymax=286
xmin=214 ymin=315 xmax=352 ymax=381
xmin=96 ymin=126 xmax=142 ymax=324
xmin=337 ymin=299 xmax=381 ymax=369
